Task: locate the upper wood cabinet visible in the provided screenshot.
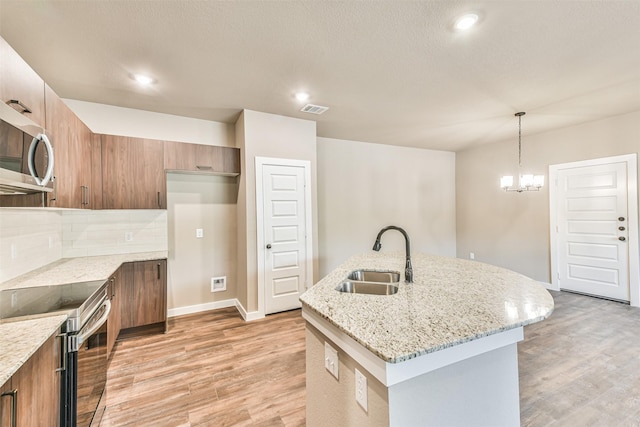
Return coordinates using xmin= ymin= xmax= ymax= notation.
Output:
xmin=164 ymin=140 xmax=240 ymax=176
xmin=45 ymin=85 xmax=96 ymax=209
xmin=101 ymin=134 xmax=166 ymax=209
xmin=0 ymin=37 xmax=46 ymax=128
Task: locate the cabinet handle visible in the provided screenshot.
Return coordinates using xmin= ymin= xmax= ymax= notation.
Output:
xmin=110 ymin=277 xmax=116 ymax=298
xmin=157 ymin=263 xmax=161 ymax=280
xmin=7 ymin=99 xmax=32 ymax=114
xmin=55 ymin=333 xmax=67 ymax=373
xmin=157 ymin=191 xmax=161 ymax=208
xmin=1 ymin=389 xmax=18 ymax=427
xmin=196 ymin=165 xmax=213 ymax=170
xmin=84 ymin=186 xmax=90 ymax=206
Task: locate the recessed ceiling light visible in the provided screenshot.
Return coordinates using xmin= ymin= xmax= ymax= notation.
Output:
xmin=295 ymin=92 xmax=310 ymax=102
xmin=454 ymin=13 xmax=479 ymax=31
xmin=134 ymin=74 xmax=154 ymax=85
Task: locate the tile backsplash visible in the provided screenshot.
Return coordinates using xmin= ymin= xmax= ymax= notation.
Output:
xmin=0 ymin=209 xmax=63 ymax=283
xmin=0 ymin=208 xmax=168 ymax=283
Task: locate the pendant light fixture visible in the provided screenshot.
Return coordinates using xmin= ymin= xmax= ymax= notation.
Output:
xmin=500 ymin=112 xmax=544 ymax=192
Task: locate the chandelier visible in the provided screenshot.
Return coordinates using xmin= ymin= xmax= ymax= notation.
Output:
xmin=500 ymin=112 xmax=544 ymax=192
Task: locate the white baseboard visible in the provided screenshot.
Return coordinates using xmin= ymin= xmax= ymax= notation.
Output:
xmin=168 ymin=298 xmax=237 ymax=318
xmin=235 ymin=300 xmax=265 ymax=321
xmin=540 ymin=281 xmax=559 ymax=291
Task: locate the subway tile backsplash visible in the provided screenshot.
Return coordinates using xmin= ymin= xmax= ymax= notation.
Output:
xmin=0 ymin=208 xmax=168 ymax=283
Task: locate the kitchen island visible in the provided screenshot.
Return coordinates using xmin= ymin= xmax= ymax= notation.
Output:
xmin=300 ymin=252 xmax=554 ymax=426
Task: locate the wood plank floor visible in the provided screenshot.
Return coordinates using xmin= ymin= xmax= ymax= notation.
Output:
xmin=519 ymin=290 xmax=640 ymax=426
xmin=99 ymin=291 xmax=640 ymax=426
xmin=99 ymin=308 xmax=306 ymax=427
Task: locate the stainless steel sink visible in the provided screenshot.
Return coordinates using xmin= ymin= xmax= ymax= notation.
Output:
xmin=336 ymin=280 xmax=399 ymax=295
xmin=347 ymin=270 xmax=401 ymax=283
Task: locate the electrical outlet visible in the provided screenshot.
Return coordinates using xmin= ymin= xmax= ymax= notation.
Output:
xmin=11 ymin=292 xmax=17 ymax=308
xmin=125 ymin=232 xmax=133 ymax=242
xmin=210 ymin=276 xmax=226 ymax=292
xmin=10 ymin=244 xmax=17 ymax=260
xmin=469 ymin=252 xmax=475 ymax=260
xmin=196 ymin=228 xmax=204 ymax=238
xmin=324 ymin=342 xmax=339 ymax=380
xmin=355 ymin=368 xmax=368 ymax=412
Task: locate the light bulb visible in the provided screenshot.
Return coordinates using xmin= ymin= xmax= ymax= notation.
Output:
xmin=454 ymin=14 xmax=479 ymax=31
xmin=500 ymin=176 xmax=514 ymax=189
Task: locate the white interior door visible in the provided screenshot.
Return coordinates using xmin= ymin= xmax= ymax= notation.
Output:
xmin=555 ymin=161 xmax=630 ymax=301
xmin=258 ymin=159 xmax=311 ymax=315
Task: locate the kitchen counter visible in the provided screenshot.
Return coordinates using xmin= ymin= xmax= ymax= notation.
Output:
xmin=0 ymin=251 xmax=168 ymax=388
xmin=300 ymin=251 xmax=553 ymax=363
xmin=301 ymin=251 xmax=554 ymax=426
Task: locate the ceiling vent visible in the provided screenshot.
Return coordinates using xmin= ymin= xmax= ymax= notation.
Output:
xmin=300 ymin=104 xmax=329 ymax=115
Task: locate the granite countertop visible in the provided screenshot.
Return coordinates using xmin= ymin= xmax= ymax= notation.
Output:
xmin=300 ymin=251 xmax=554 ymax=364
xmin=0 ymin=251 xmax=168 ymax=387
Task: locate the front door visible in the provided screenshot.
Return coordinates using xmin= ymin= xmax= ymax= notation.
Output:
xmin=258 ymin=159 xmax=311 ymax=315
xmin=554 ymin=159 xmax=631 ymax=301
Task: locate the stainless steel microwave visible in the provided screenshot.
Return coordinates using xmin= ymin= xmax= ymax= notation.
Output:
xmin=0 ymin=101 xmax=54 ymax=195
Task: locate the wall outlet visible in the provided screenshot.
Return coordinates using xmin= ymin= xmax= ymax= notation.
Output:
xmin=211 ymin=276 xmax=226 ymax=292
xmin=10 ymin=244 xmax=17 ymax=260
xmin=469 ymin=252 xmax=475 ymax=260
xmin=355 ymin=368 xmax=368 ymax=412
xmin=196 ymin=228 xmax=204 ymax=238
xmin=125 ymin=232 xmax=134 ymax=242
xmin=324 ymin=342 xmax=339 ymax=380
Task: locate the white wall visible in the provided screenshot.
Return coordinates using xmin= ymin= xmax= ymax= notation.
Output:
xmin=456 ymin=110 xmax=640 ymax=283
xmin=236 ymin=110 xmax=318 ymax=315
xmin=63 ymin=99 xmax=235 ymax=147
xmin=317 ymin=137 xmax=457 ymax=277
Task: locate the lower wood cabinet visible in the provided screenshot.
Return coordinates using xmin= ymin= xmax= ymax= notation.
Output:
xmin=0 ymin=328 xmax=62 ymax=427
xmin=118 ymin=260 xmax=167 ymax=333
xmin=106 ymin=266 xmax=124 ymax=357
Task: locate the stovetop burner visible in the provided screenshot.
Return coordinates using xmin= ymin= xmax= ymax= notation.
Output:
xmin=0 ymin=280 xmax=107 ymax=330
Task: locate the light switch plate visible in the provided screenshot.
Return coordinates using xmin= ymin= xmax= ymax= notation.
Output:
xmin=324 ymin=342 xmax=339 ymax=380
xmin=196 ymin=228 xmax=204 ymax=238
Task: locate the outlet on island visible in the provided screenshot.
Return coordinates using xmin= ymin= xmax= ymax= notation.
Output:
xmin=324 ymin=342 xmax=339 ymax=380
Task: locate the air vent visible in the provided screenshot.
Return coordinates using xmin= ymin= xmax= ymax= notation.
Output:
xmin=300 ymin=104 xmax=329 ymax=115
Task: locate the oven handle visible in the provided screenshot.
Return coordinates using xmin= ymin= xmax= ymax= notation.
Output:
xmin=77 ymin=299 xmax=111 ymax=347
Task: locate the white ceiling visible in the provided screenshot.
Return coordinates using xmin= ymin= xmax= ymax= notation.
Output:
xmin=1 ymin=1 xmax=639 ymax=152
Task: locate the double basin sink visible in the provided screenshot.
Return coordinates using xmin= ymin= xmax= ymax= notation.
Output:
xmin=336 ymin=270 xmax=400 ymax=295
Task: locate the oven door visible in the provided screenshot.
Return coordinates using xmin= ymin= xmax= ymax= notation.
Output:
xmin=66 ymin=299 xmax=110 ymax=427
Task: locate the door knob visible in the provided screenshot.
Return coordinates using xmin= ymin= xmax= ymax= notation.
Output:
xmin=619 ymin=226 xmax=626 ymax=231
xmin=266 ymin=244 xmax=272 ymax=249
xmin=618 ymin=217 xmax=626 ymax=221
xmin=619 ymin=236 xmax=626 ymax=241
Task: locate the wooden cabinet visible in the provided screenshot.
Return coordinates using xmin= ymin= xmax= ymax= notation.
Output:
xmin=119 ymin=260 xmax=167 ymax=332
xmin=0 ymin=328 xmax=62 ymax=427
xmin=0 ymin=37 xmax=46 ymax=128
xmin=45 ymin=85 xmax=96 ymax=209
xmin=106 ymin=268 xmax=123 ymax=357
xmin=164 ymin=140 xmax=240 ymax=176
xmin=0 ymin=379 xmax=14 ymax=426
xmin=101 ymin=135 xmax=166 ymax=209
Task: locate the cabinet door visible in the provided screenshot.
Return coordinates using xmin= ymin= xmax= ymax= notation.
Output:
xmin=0 ymin=379 xmax=14 ymax=426
xmin=117 ymin=262 xmax=135 ymax=330
xmin=133 ymin=260 xmax=167 ymax=327
xmin=45 ymin=85 xmax=93 ymax=209
xmin=0 ymin=37 xmax=46 ymax=128
xmin=107 ymin=270 xmax=121 ymax=357
xmin=101 ymin=135 xmax=166 ymax=209
xmin=164 ymin=140 xmax=240 ymax=175
xmin=10 ymin=329 xmax=62 ymax=427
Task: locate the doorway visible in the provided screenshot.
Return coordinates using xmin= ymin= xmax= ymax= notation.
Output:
xmin=549 ymin=154 xmax=639 ymax=306
xmin=256 ymin=157 xmax=313 ymax=315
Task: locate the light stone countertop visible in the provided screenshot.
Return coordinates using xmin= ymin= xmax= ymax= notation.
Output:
xmin=299 ymin=251 xmax=554 ymax=364
xmin=0 ymin=251 xmax=168 ymax=387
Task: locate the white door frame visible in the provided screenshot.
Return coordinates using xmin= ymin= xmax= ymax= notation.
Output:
xmin=256 ymin=156 xmax=313 ymax=317
xmin=549 ymin=153 xmax=639 ymax=306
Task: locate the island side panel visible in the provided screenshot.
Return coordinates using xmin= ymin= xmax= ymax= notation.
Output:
xmin=388 ymin=343 xmax=521 ymax=426
xmin=306 ymin=324 xmax=390 ymax=427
